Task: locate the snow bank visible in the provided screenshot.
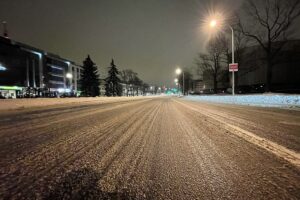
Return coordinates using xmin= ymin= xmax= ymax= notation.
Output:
xmin=184 ymin=94 xmax=300 ymax=108
xmin=0 ymin=96 xmax=152 ymax=111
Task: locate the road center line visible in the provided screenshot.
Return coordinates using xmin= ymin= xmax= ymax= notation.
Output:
xmin=174 ymin=99 xmax=300 ymax=168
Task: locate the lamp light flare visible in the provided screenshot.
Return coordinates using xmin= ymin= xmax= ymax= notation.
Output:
xmin=66 ymin=72 xmax=73 ymax=79
xmin=175 ymin=68 xmax=182 ymax=75
xmin=200 ymin=10 xmax=226 ymax=35
xmin=210 ymin=20 xmax=217 ymax=27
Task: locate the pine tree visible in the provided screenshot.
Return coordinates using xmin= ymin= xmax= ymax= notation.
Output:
xmin=105 ymin=59 xmax=122 ymax=96
xmin=79 ymin=55 xmax=100 ymax=97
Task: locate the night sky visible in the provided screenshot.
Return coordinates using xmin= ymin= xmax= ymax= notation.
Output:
xmin=0 ymin=0 xmax=249 ymax=86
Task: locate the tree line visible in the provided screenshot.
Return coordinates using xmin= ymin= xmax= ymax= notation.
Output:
xmin=79 ymin=56 xmax=150 ymax=97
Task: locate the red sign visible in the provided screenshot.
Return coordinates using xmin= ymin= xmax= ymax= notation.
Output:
xmin=229 ymin=63 xmax=238 ymax=72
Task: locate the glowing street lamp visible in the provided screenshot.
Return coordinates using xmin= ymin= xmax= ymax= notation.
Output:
xmin=175 ymin=68 xmax=182 ymax=75
xmin=209 ymin=18 xmax=236 ymax=95
xmin=66 ymin=72 xmax=73 ymax=93
xmin=175 ymin=67 xmax=185 ymax=95
xmin=66 ymin=72 xmax=73 ymax=79
xmin=174 ymin=78 xmax=178 ymax=83
xmin=210 ymin=20 xmax=217 ymax=27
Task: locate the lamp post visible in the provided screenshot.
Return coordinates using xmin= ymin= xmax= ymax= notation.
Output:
xmin=210 ymin=20 xmax=235 ymax=95
xmin=174 ymin=78 xmax=179 ymax=95
xmin=229 ymin=26 xmax=235 ymax=95
xmin=175 ymin=68 xmax=185 ymax=95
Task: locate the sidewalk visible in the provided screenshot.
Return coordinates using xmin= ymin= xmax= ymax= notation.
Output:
xmin=184 ymin=94 xmax=300 ymax=108
xmin=0 ymin=96 xmax=149 ymax=111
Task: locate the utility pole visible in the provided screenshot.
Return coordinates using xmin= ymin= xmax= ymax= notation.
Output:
xmin=230 ymin=26 xmax=235 ymax=95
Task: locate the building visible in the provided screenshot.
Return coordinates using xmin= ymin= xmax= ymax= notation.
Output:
xmin=190 ymin=79 xmax=204 ymax=94
xmin=0 ymin=36 xmax=82 ymax=98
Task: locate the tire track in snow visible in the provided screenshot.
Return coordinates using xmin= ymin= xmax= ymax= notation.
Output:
xmin=2 ymin=100 xmax=157 ymax=198
xmin=174 ymin=99 xmax=300 ymax=168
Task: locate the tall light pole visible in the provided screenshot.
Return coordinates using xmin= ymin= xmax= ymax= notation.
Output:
xmin=175 ymin=67 xmax=185 ymax=95
xmin=210 ymin=20 xmax=235 ymax=95
xmin=229 ymin=26 xmax=235 ymax=95
xmin=174 ymin=78 xmax=179 ymax=95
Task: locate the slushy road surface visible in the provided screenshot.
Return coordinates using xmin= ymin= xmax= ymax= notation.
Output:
xmin=0 ymin=97 xmax=299 ymax=199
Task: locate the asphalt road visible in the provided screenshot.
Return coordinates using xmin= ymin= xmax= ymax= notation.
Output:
xmin=0 ymin=97 xmax=300 ymax=199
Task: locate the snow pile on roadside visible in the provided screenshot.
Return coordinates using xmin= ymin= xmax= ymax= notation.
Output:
xmin=0 ymin=96 xmax=152 ymax=111
xmin=184 ymin=94 xmax=300 ymax=108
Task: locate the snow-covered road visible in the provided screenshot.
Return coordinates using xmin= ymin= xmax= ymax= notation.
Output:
xmin=0 ymin=97 xmax=299 ymax=199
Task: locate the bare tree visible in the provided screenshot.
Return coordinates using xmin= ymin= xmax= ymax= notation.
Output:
xmin=196 ymin=35 xmax=228 ymax=93
xmin=120 ymin=69 xmax=130 ymax=96
xmin=238 ymin=0 xmax=300 ymax=92
xmin=141 ymin=83 xmax=149 ymax=96
xmin=120 ymin=69 xmax=145 ymax=96
xmin=177 ymin=68 xmax=193 ymax=95
xmin=120 ymin=69 xmax=136 ymax=96
xmin=132 ymin=75 xmax=143 ymax=96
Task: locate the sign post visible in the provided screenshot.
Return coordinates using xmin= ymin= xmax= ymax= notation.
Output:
xmin=229 ymin=63 xmax=238 ymax=95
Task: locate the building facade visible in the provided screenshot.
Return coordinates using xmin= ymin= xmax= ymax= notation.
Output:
xmin=0 ymin=36 xmax=82 ymax=98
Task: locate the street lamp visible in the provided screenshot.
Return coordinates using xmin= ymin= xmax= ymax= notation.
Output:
xmin=66 ymin=72 xmax=73 ymax=93
xmin=209 ymin=19 xmax=235 ymax=95
xmin=66 ymin=72 xmax=73 ymax=79
xmin=210 ymin=20 xmax=217 ymax=27
xmin=175 ymin=67 xmax=185 ymax=95
xmin=175 ymin=68 xmax=182 ymax=75
xmin=174 ymin=78 xmax=179 ymax=95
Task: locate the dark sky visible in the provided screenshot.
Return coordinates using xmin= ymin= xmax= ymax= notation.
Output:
xmin=0 ymin=0 xmax=244 ymax=86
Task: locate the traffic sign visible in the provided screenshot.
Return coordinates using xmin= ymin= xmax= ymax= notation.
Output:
xmin=229 ymin=63 xmax=238 ymax=72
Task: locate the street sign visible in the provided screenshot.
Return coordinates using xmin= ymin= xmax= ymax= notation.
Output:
xmin=229 ymin=63 xmax=238 ymax=72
